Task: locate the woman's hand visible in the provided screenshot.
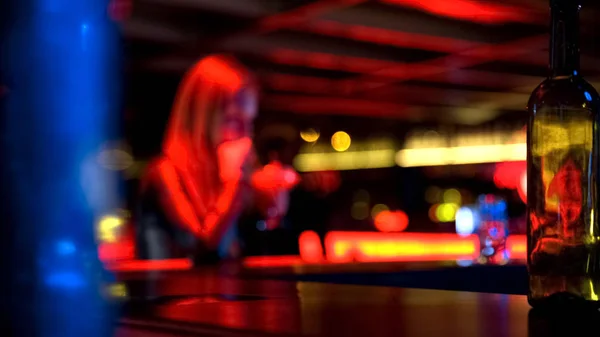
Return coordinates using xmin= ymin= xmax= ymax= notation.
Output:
xmin=216 ymin=137 xmax=253 ymax=183
xmin=251 ymin=161 xmax=300 ymax=229
xmin=251 ymin=161 xmax=299 ymax=191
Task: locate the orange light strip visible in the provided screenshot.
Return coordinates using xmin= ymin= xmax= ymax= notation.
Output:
xmin=506 ymin=234 xmax=526 ymax=260
xmin=325 ymin=232 xmax=480 ymax=263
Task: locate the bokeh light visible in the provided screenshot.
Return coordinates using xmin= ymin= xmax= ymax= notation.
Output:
xmin=331 ymin=131 xmax=351 ymax=152
xmin=455 ymin=206 xmax=479 ymax=237
xmin=351 ymin=201 xmax=369 ymax=220
xmin=299 ymin=230 xmax=324 ymax=262
xmin=443 ymin=189 xmax=462 ymax=204
xmin=424 ymin=186 xmax=442 ymax=204
xmin=106 ymin=282 xmax=128 ymax=299
xmin=435 ymin=203 xmax=459 ymax=222
xmin=300 ymin=128 xmax=320 ymax=143
xmin=371 ymin=203 xmax=389 ymax=218
xmin=428 ymin=204 xmax=440 ymax=222
xmin=374 ymin=210 xmax=409 ymax=232
xmin=97 ymin=212 xmax=126 ymax=243
xmin=354 ymin=189 xmax=370 ymax=203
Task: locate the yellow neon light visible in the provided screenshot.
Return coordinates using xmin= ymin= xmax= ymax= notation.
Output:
xmin=293 ymin=149 xmax=396 ymax=172
xmin=395 ymin=143 xmax=526 ymax=167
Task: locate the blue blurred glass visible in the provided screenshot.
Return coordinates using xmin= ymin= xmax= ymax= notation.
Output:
xmin=476 ymin=196 xmax=509 ymax=263
xmin=1 ymin=0 xmax=120 ymax=335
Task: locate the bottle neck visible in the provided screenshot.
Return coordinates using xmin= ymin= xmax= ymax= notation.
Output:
xmin=549 ymin=5 xmax=580 ymax=78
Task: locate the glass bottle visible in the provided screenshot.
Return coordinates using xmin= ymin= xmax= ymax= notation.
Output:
xmin=527 ymin=0 xmax=600 ymax=308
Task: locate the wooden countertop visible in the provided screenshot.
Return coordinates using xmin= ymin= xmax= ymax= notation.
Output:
xmin=117 ymin=264 xmax=600 ymax=337
xmin=117 ymin=267 xmax=588 ymax=337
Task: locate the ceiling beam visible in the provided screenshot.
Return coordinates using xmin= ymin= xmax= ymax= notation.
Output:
xmin=295 ymin=20 xmax=551 ymax=67
xmin=262 ymin=73 xmax=529 ymax=111
xmin=262 ymin=95 xmax=409 ymax=118
xmin=253 ymin=0 xmax=368 ymax=35
xmin=297 ymin=20 xmax=490 ymax=54
xmin=424 ymin=69 xmax=541 ymax=92
xmin=139 ymin=47 xmax=543 ymax=91
xmin=216 ymin=0 xmax=370 ymax=46
xmin=129 ymin=0 xmax=370 ymax=49
xmin=347 ymin=34 xmax=547 ymax=93
xmin=263 ymin=48 xmax=542 ymax=89
xmin=262 ymin=94 xmax=508 ymax=124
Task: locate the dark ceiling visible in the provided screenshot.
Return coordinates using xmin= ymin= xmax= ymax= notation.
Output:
xmin=122 ymin=0 xmax=600 ymax=156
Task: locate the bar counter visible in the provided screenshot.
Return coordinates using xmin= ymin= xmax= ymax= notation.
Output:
xmin=113 ymin=263 xmax=598 ymax=337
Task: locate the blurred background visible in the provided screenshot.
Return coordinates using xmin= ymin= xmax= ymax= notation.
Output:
xmin=6 ymin=2 xmax=600 ymax=336
xmin=98 ymin=0 xmax=600 ymax=266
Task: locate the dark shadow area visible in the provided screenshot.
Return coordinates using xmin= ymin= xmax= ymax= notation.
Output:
xmin=267 ymin=265 xmax=528 ymax=295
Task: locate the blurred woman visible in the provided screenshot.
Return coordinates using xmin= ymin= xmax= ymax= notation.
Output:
xmin=136 ymin=55 xmax=294 ymax=263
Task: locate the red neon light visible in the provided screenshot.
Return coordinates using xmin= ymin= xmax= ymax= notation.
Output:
xmin=98 ymin=241 xmax=135 ymax=261
xmin=104 ymin=256 xmax=307 ymax=271
xmin=507 ymin=235 xmax=526 ymax=260
xmin=298 ymin=231 xmax=324 ymax=263
xmin=374 ymin=210 xmax=409 ymax=233
xmin=381 ymin=0 xmax=532 ymax=24
xmin=325 ymin=232 xmax=479 ymax=263
xmin=98 ymin=224 xmax=136 ymax=262
xmin=243 ymin=255 xmax=305 ymax=268
xmin=105 ymin=258 xmax=193 ymax=272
